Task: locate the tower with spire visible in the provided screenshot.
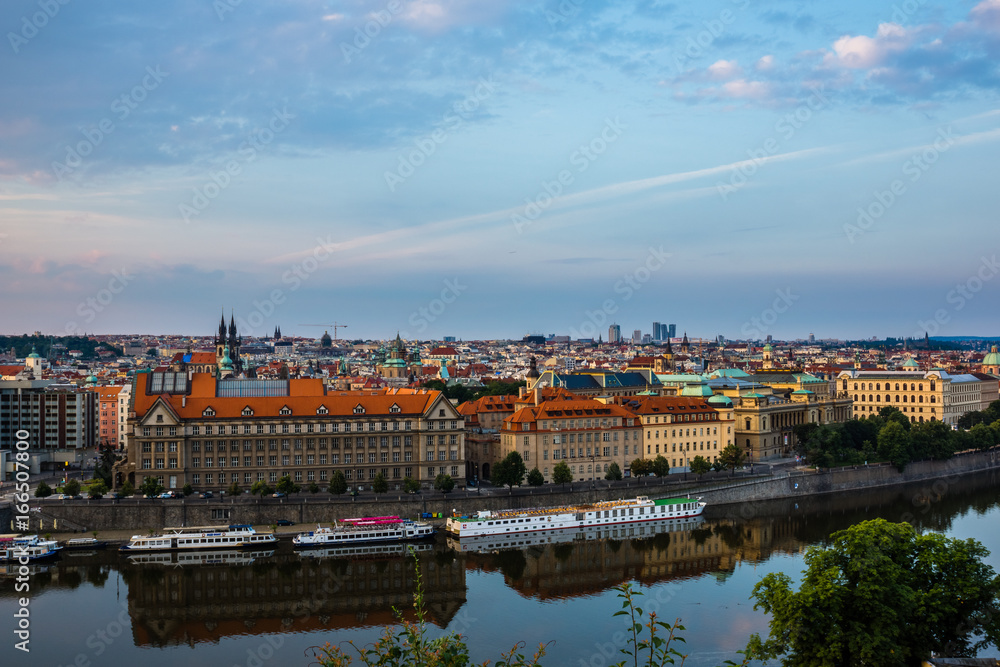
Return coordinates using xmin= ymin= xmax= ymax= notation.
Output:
xmin=215 ymin=310 xmax=243 ymax=374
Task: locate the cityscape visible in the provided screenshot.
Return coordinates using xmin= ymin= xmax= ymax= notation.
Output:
xmin=3 ymin=0 xmax=1000 ymax=665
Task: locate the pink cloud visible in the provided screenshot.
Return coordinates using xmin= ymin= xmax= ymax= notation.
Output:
xmin=829 ymin=23 xmax=910 ymax=69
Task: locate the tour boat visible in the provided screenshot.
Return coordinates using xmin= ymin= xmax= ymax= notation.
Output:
xmin=445 ymin=496 xmax=705 ymax=538
xmin=63 ymin=537 xmax=108 ymax=550
xmin=447 ymin=514 xmax=705 ymax=553
xmin=292 ymin=515 xmax=435 ymax=548
xmin=0 ymin=534 xmax=61 ymax=562
xmin=119 ymin=524 xmax=277 ymax=552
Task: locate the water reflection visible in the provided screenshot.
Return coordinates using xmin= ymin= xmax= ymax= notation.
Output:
xmin=0 ymin=469 xmax=996 ymax=654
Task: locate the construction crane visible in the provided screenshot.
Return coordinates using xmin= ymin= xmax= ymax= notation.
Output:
xmin=299 ymin=322 xmax=348 ymax=340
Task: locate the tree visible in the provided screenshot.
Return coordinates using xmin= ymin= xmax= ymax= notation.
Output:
xmin=251 ymin=480 xmax=272 ymax=498
xmin=93 ymin=447 xmax=117 ymax=488
xmin=328 ymin=470 xmax=347 ymax=495
xmin=182 ymin=483 xmax=194 ymax=497
xmin=491 ymin=451 xmax=526 ymax=491
xmin=652 ymin=455 xmax=670 ymax=477
xmin=402 ymin=477 xmax=421 ymax=494
xmin=718 ymin=444 xmax=744 ymax=476
xmin=308 ymin=481 xmax=320 ymax=494
xmin=87 ymin=480 xmax=108 ymax=498
xmin=630 ymin=457 xmax=651 ymax=477
xmin=61 ymin=478 xmax=81 ymax=496
xmin=120 ymin=480 xmax=135 ymax=497
xmin=372 ymin=473 xmax=389 ymax=495
xmin=434 ymin=473 xmax=455 ymax=494
xmin=877 ymin=421 xmax=910 ymax=470
xmin=747 ymin=519 xmax=1000 ymax=666
xmin=275 ymin=475 xmax=299 ymax=495
xmin=526 ymin=467 xmax=544 ymax=486
xmin=605 ymin=461 xmax=623 ymax=481
xmin=552 ymin=461 xmax=572 ymax=487
xmin=689 ymin=455 xmax=712 ymax=479
xmin=138 ymin=476 xmax=162 ymax=498
xmin=227 ymin=481 xmax=242 ymax=496
xmin=34 ymin=481 xmax=53 ymax=498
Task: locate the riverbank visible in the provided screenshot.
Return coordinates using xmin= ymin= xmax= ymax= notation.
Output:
xmin=6 ymin=448 xmax=998 ymax=532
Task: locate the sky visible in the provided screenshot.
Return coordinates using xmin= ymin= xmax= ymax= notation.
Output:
xmin=1 ymin=0 xmax=999 ymax=342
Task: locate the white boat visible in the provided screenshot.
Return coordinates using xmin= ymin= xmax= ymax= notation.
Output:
xmin=293 ymin=515 xmax=435 ymax=548
xmin=126 ymin=549 xmax=273 ymax=566
xmin=0 ymin=534 xmax=61 ymax=562
xmin=448 ymin=514 xmax=704 ymax=553
xmin=63 ymin=537 xmax=108 ymax=550
xmin=445 ymin=495 xmax=705 ymax=538
xmin=297 ymin=541 xmax=433 ymax=560
xmin=119 ymin=524 xmax=276 ymax=552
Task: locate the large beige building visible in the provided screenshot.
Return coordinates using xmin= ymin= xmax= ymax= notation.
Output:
xmin=837 ymin=369 xmax=995 ymax=426
xmin=116 ymin=371 xmax=465 ymax=492
xmin=499 ymin=399 xmax=642 ymax=483
xmin=615 ymin=395 xmax=734 ymax=470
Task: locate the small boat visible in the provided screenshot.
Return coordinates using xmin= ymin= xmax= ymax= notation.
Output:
xmin=119 ymin=524 xmax=276 ymax=552
xmin=445 ymin=495 xmax=706 ymax=538
xmin=0 ymin=534 xmax=61 ymax=562
xmin=63 ymin=537 xmax=108 ymax=550
xmin=293 ymin=515 xmax=435 ymax=548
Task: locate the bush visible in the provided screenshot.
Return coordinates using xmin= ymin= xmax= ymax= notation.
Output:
xmin=34 ymin=481 xmax=53 ymax=498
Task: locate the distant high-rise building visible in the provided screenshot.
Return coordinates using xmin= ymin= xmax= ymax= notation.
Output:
xmin=632 ymin=329 xmax=642 ymax=344
xmin=808 ymin=333 xmax=815 ymax=343
xmin=609 ymin=324 xmax=621 ymax=343
xmin=642 ymin=334 xmax=653 ymax=344
xmin=766 ymin=334 xmax=773 ymax=343
xmin=443 ymin=336 xmax=456 ymax=342
xmin=668 ymin=324 xmax=676 ymax=340
xmin=652 ymin=322 xmax=661 ymax=341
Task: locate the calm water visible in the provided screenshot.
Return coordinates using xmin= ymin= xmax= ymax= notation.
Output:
xmin=3 ymin=471 xmax=999 ymax=667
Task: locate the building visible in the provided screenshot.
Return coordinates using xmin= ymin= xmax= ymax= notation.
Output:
xmin=528 ymin=370 xmax=663 ymax=398
xmin=837 ymin=369 xmax=996 ymax=426
xmin=499 ymin=399 xmax=642 ymax=483
xmin=115 ymin=371 xmax=465 ymax=492
xmin=652 ymin=322 xmax=661 ymax=342
xmin=89 ymin=385 xmax=124 ymax=449
xmin=616 ymin=395 xmax=734 ymax=471
xmin=609 ymin=324 xmax=621 ymax=344
xmin=668 ymin=324 xmax=676 ymax=340
xmin=632 ymin=330 xmax=642 ymax=344
xmin=0 ymin=379 xmax=98 ymax=475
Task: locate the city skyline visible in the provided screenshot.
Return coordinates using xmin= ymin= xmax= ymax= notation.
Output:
xmin=2 ymin=0 xmax=1000 ymax=340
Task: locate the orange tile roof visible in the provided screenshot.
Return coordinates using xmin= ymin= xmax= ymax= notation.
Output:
xmin=0 ymin=365 xmax=26 ymax=376
xmin=617 ymin=395 xmax=716 ymax=414
xmin=131 ymin=372 xmax=445 ymax=420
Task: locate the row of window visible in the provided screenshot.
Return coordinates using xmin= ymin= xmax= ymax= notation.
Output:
xmin=143 ymin=419 xmax=458 ymax=437
xmin=181 ymin=466 xmax=423 ymax=486
xmin=140 ymin=435 xmax=421 ymax=453
xmin=642 ymin=412 xmax=719 ymax=424
xmin=647 ymin=427 xmax=720 ymax=438
xmin=850 ymin=381 xmax=935 ymax=392
xmin=854 ymin=394 xmax=936 ymax=403
xmin=647 ymin=441 xmax=717 ymax=454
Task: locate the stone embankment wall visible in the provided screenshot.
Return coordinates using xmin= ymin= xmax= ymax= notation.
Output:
xmin=15 ymin=449 xmax=1000 ymax=532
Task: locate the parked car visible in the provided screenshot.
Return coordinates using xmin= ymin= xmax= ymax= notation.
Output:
xmin=272 ymin=492 xmax=286 ymax=498
xmin=158 ymin=491 xmax=178 ymax=499
xmin=109 ymin=492 xmax=123 ymax=500
xmin=274 ymin=519 xmax=294 ymax=526
xmin=199 ymin=491 xmax=214 ymax=499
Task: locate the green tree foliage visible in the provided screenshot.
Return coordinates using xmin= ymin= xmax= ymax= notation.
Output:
xmin=328 ymin=470 xmax=348 ymax=495
xmin=630 ymin=458 xmax=651 ymax=477
xmin=551 ymin=461 xmax=572 ymax=486
xmin=689 ymin=455 xmax=712 ymax=478
xmin=718 ymin=444 xmax=744 ymax=476
xmin=878 ymin=405 xmax=911 ymax=431
xmin=227 ymin=481 xmax=242 ymax=496
xmin=34 ymin=481 xmax=53 ymax=498
xmin=492 ymin=451 xmax=526 ymax=490
xmin=605 ymin=461 xmax=623 ymax=481
xmin=93 ymin=447 xmax=117 ymax=488
xmin=651 ymin=455 xmax=670 ymax=477
xmin=526 ymin=467 xmax=544 ymax=486
xmin=62 ymin=478 xmax=81 ymax=496
xmin=182 ymin=483 xmax=194 ymax=497
xmin=747 ymin=519 xmax=1000 ymax=666
xmin=433 ymin=473 xmax=455 ymax=494
xmin=402 ymin=477 xmax=421 ymax=494
xmin=372 ymin=473 xmax=389 ymax=495
xmin=120 ymin=480 xmax=135 ymax=497
xmin=138 ymin=476 xmax=161 ymax=497
xmin=87 ymin=480 xmax=108 ymax=498
xmin=0 ymin=335 xmax=121 ymax=361
xmin=308 ymin=481 xmax=320 ymax=494
xmin=275 ymin=475 xmax=299 ymax=495
xmin=877 ymin=421 xmax=910 ymax=471
xmin=957 ymin=399 xmax=1000 ymax=429
xmin=251 ymin=480 xmax=272 ymax=498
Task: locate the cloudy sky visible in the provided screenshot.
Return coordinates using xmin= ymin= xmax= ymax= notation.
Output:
xmin=2 ymin=0 xmax=999 ymax=342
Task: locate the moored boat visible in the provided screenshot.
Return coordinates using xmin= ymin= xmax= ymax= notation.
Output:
xmin=63 ymin=537 xmax=108 ymax=550
xmin=119 ymin=524 xmax=276 ymax=552
xmin=0 ymin=534 xmax=61 ymax=562
xmin=445 ymin=495 xmax=705 ymax=538
xmin=293 ymin=515 xmax=435 ymax=548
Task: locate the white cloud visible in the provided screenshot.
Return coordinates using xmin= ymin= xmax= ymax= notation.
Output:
xmin=707 ymin=59 xmax=743 ymax=81
xmin=829 ymin=23 xmax=911 ymax=69
xmin=756 ymin=55 xmax=775 ymax=71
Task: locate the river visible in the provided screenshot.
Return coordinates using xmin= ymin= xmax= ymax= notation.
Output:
xmin=2 ymin=470 xmax=999 ymax=667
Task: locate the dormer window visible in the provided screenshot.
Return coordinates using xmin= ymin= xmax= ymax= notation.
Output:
xmin=316 ymin=405 xmax=329 ymax=415
xmin=203 ymin=407 xmax=215 ymax=417
xmin=242 ymin=406 xmax=254 ymax=417
xmin=390 ymin=404 xmax=401 ymax=414
xmin=353 ymin=405 xmax=365 ymax=415
xmin=279 ymin=406 xmax=292 ymax=416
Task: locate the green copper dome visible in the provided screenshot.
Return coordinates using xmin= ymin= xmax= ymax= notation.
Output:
xmin=220 ymin=345 xmax=234 ymax=371
xmin=983 ymin=346 xmax=1000 ymax=367
xmin=27 ymin=346 xmax=41 ymax=359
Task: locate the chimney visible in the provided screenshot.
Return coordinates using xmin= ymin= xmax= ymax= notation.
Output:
xmin=519 ymin=386 xmax=525 ymax=399
xmin=534 ymin=388 xmax=540 ymax=407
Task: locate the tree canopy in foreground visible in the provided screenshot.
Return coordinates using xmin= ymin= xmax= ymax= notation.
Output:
xmin=747 ymin=518 xmax=1000 ymax=667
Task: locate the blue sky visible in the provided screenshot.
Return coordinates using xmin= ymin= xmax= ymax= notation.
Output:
xmin=2 ymin=0 xmax=999 ymax=342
